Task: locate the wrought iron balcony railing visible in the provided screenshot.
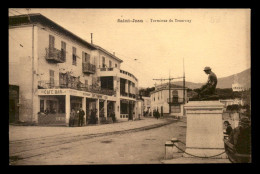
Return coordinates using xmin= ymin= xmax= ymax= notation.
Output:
xmin=38 ymin=80 xmax=116 ymax=96
xmin=82 ymin=62 xmax=96 ymax=74
xmin=45 ymin=48 xmax=65 ymax=63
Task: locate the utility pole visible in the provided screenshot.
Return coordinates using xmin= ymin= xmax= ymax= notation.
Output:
xmin=153 ymin=74 xmax=184 ymax=115
xmin=153 ymin=76 xmax=175 ymax=114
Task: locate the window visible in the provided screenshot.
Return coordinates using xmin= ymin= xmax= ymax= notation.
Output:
xmin=109 ymin=60 xmax=112 ymax=68
xmin=115 ymin=63 xmax=117 ymax=68
xmin=72 ymin=47 xmax=77 ymax=65
xmin=49 ymin=70 xmax=54 ymax=88
xmin=61 ymin=41 xmax=66 ymax=61
xmin=49 ymin=35 xmax=55 ymax=49
xmin=102 ymin=57 xmax=105 ymax=67
xmin=82 ymin=52 xmax=90 ymax=63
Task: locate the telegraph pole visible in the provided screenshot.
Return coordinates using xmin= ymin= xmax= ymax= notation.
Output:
xmin=153 ymin=74 xmax=184 ymax=115
xmin=153 ymin=76 xmax=176 ymax=114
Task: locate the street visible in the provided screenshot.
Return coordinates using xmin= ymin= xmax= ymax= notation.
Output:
xmin=9 ymin=117 xmax=187 ymax=165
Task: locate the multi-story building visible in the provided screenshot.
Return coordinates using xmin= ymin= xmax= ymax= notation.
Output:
xmin=150 ymin=83 xmax=188 ymax=117
xmin=9 ymin=13 xmax=139 ymax=126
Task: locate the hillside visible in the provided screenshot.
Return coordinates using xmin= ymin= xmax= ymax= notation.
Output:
xmin=174 ymin=68 xmax=250 ymax=89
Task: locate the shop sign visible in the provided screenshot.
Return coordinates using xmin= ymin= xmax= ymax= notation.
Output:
xmin=39 ymin=89 xmax=66 ymax=95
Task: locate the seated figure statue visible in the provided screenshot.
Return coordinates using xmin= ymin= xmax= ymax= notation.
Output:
xmin=197 ymin=66 xmax=219 ymax=100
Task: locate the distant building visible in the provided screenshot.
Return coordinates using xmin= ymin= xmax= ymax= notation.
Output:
xmin=150 ymin=83 xmax=188 ymax=117
xmin=232 ymin=74 xmax=246 ymax=92
xmin=232 ymin=83 xmax=246 ymax=92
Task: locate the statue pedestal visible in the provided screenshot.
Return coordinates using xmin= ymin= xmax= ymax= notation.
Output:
xmin=183 ymin=101 xmax=226 ymax=158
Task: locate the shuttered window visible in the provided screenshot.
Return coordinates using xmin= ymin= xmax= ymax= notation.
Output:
xmin=50 ymin=70 xmax=54 ymax=88
xmin=61 ymin=41 xmax=66 ymax=61
xmin=72 ymin=47 xmax=77 ymax=65
xmin=49 ymin=35 xmax=55 ymax=49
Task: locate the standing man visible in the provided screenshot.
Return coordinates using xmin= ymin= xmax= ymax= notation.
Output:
xmin=78 ymin=107 xmax=85 ymax=127
xmin=198 ymin=66 xmax=218 ymax=98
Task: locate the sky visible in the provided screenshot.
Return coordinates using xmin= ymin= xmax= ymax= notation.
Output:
xmin=9 ymin=8 xmax=251 ymax=88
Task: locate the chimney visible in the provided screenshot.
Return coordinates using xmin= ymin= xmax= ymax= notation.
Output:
xmin=91 ymin=33 xmax=93 ymax=44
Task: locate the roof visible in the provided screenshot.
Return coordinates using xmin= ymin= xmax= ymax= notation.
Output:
xmin=9 ymin=13 xmax=96 ymax=50
xmin=93 ymin=44 xmax=123 ymax=63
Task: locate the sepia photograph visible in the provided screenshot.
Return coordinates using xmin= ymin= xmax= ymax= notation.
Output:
xmin=8 ymin=8 xmax=251 ymax=165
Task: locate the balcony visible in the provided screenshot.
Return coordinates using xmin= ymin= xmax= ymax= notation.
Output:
xmin=45 ymin=48 xmax=65 ymax=63
xmin=82 ymin=62 xmax=96 ymax=74
xmin=167 ymin=98 xmax=185 ymax=104
xmin=38 ymin=80 xmax=116 ymax=96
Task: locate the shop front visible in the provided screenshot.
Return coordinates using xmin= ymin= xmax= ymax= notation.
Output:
xmin=37 ymin=88 xmax=116 ymax=126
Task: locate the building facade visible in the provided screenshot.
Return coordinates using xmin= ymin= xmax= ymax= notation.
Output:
xmin=150 ymin=83 xmax=188 ymax=117
xmin=9 ymin=14 xmax=139 ymax=125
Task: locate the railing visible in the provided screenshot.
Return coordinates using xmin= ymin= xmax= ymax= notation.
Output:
xmin=120 ymin=92 xmax=128 ymax=97
xmin=120 ymin=70 xmax=138 ymax=82
xmin=167 ymin=98 xmax=185 ymax=104
xmin=45 ymin=48 xmax=65 ymax=63
xmin=82 ymin=62 xmax=96 ymax=74
xmin=129 ymin=93 xmax=136 ymax=99
xmin=38 ymin=80 xmax=116 ymax=96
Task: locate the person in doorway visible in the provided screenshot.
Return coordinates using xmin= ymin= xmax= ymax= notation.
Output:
xmin=224 ymin=121 xmax=233 ymax=136
xmin=78 ymin=108 xmax=85 ymax=127
xmin=198 ymin=66 xmax=218 ymax=98
xmin=69 ymin=109 xmax=76 ymax=127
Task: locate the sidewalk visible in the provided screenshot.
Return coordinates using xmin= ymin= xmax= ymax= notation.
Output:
xmin=9 ymin=117 xmax=173 ymax=142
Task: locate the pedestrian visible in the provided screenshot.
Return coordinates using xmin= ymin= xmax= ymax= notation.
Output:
xmin=224 ymin=121 xmax=233 ymax=136
xmin=69 ymin=109 xmax=76 ymax=127
xmin=229 ymin=117 xmax=251 ymax=162
xmin=78 ymin=108 xmax=85 ymax=127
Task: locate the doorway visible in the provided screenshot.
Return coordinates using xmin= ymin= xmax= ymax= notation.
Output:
xmin=9 ymin=85 xmax=19 ymax=123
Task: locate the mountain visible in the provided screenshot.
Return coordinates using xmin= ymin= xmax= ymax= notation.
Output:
xmin=174 ymin=68 xmax=251 ymax=89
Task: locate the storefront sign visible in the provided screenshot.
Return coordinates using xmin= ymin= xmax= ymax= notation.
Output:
xmin=39 ymin=89 xmax=66 ymax=95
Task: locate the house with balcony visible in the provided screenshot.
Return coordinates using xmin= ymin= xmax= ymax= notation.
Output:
xmin=9 ymin=13 xmax=139 ymax=126
xmin=150 ymin=83 xmax=188 ymax=117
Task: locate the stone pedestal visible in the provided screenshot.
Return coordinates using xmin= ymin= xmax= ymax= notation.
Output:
xmin=183 ymin=101 xmax=226 ymax=158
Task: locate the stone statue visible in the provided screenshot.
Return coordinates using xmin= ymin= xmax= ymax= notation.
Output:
xmin=197 ymin=66 xmax=218 ymax=100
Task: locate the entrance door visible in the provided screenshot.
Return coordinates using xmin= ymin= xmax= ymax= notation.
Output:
xmin=161 ymin=106 xmax=163 ymax=117
xmin=9 ymin=85 xmax=19 ymax=123
xmin=129 ymin=103 xmax=133 ymax=120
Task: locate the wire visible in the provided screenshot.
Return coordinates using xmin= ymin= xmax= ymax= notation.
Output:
xmin=9 ymin=11 xmax=17 ymax=16
xmin=10 ymin=9 xmax=24 ymax=15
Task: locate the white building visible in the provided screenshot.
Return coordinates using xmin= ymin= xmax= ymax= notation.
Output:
xmin=232 ymin=83 xmax=246 ymax=92
xmin=150 ymin=83 xmax=188 ymax=117
xmin=9 ymin=13 xmax=139 ymax=125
